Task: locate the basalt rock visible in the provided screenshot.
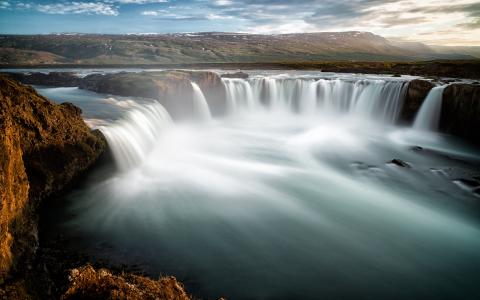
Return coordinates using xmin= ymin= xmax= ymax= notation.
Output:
xmin=400 ymin=79 xmax=434 ymax=123
xmin=440 ymin=84 xmax=480 ymax=145
xmin=0 ymin=75 xmax=106 ymax=286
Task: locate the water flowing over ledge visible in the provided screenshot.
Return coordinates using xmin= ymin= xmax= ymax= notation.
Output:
xmin=413 ymin=85 xmax=447 ymax=132
xmin=100 ymin=102 xmax=172 ymax=171
xmin=39 ymin=72 xmax=480 ymax=300
xmin=221 ymin=76 xmax=409 ymax=123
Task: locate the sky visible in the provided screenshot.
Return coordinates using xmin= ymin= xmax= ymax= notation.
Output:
xmin=0 ymin=0 xmax=479 ymax=46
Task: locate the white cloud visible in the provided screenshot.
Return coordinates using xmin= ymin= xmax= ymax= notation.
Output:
xmin=16 ymin=2 xmax=32 ymax=10
xmin=0 ymin=1 xmax=10 ymax=9
xmin=214 ymin=0 xmax=233 ymax=6
xmin=36 ymin=2 xmax=118 ymax=16
xmin=108 ymin=0 xmax=168 ymax=3
xmin=206 ymin=13 xmax=233 ymax=20
xmin=142 ymin=10 xmax=158 ymax=16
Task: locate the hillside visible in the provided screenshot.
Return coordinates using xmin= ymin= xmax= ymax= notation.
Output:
xmin=0 ymin=32 xmax=476 ymax=65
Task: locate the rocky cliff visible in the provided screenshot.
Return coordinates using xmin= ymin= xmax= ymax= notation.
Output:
xmin=441 ymin=84 xmax=480 ymax=145
xmin=0 ymin=75 xmax=106 ymax=285
xmin=78 ymin=70 xmax=227 ymax=118
xmin=400 ymin=79 xmax=435 ymax=123
xmin=400 ymin=79 xmax=480 ymax=145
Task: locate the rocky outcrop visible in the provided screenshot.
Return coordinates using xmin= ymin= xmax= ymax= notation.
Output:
xmin=62 ymin=265 xmax=191 ymax=300
xmin=2 ymin=72 xmax=81 ymax=87
xmin=400 ymin=79 xmax=434 ymax=123
xmin=79 ymin=70 xmax=227 ymax=118
xmin=0 ymin=75 xmax=106 ymax=284
xmin=440 ymin=84 xmax=480 ymax=145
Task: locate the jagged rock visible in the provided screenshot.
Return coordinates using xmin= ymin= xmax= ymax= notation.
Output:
xmin=440 ymin=84 xmax=480 ymax=145
xmin=0 ymin=75 xmax=106 ymax=284
xmin=400 ymin=79 xmax=434 ymax=123
xmin=61 ymin=265 xmax=191 ymax=300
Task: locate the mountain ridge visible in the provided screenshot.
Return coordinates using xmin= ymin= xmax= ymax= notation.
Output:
xmin=0 ymin=31 xmax=478 ymax=65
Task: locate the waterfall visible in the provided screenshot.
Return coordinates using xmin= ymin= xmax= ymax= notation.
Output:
xmin=100 ymin=102 xmax=172 ymax=171
xmin=223 ymin=78 xmax=255 ymax=111
xmin=102 ymin=75 xmax=410 ymax=170
xmin=413 ymin=86 xmax=446 ymax=131
xmin=191 ymin=82 xmax=212 ymax=121
xmin=222 ymin=77 xmax=408 ymax=123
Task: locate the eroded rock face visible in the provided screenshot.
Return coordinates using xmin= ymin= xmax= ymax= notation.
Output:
xmin=440 ymin=84 xmax=480 ymax=145
xmin=79 ymin=70 xmax=228 ymax=118
xmin=400 ymin=79 xmax=434 ymax=123
xmin=62 ymin=265 xmax=191 ymax=300
xmin=0 ymin=75 xmax=106 ymax=283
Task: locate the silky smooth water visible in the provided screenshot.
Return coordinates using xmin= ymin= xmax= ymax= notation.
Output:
xmin=39 ymin=73 xmax=480 ymax=300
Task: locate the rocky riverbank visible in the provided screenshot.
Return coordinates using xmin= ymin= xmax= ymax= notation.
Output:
xmin=0 ymin=75 xmax=193 ymax=299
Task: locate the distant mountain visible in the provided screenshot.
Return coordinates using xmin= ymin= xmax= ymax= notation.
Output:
xmin=0 ymin=32 xmax=477 ymax=65
xmin=429 ymin=45 xmax=480 ymax=59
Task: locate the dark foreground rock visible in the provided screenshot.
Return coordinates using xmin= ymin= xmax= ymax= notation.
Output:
xmin=440 ymin=84 xmax=480 ymax=145
xmin=0 ymin=75 xmax=106 ymax=295
xmin=61 ymin=265 xmax=191 ymax=300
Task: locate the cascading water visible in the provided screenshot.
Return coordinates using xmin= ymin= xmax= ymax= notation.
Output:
xmin=191 ymin=82 xmax=212 ymax=121
xmin=47 ymin=72 xmax=480 ymax=300
xmin=99 ymin=102 xmax=172 ymax=171
xmin=413 ymin=85 xmax=447 ymax=131
xmin=222 ymin=77 xmax=408 ymax=122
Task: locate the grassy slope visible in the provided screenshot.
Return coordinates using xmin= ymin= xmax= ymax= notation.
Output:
xmin=0 ymin=32 xmax=443 ymax=65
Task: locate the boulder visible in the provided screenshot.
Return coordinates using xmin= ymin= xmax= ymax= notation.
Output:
xmin=388 ymin=159 xmax=411 ymax=168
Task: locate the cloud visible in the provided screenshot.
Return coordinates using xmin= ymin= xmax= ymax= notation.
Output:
xmin=141 ymin=10 xmax=158 ymax=16
xmin=0 ymin=1 xmax=10 ymax=9
xmin=36 ymin=2 xmax=118 ymax=16
xmin=108 ymin=0 xmax=168 ymax=3
xmin=1 ymin=0 xmax=479 ymax=45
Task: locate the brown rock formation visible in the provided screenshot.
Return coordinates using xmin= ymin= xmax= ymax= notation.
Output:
xmin=0 ymin=75 xmax=106 ymax=284
xmin=440 ymin=84 xmax=480 ymax=145
xmin=62 ymin=265 xmax=191 ymax=300
xmin=79 ymin=70 xmax=227 ymax=118
xmin=400 ymin=79 xmax=434 ymax=123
